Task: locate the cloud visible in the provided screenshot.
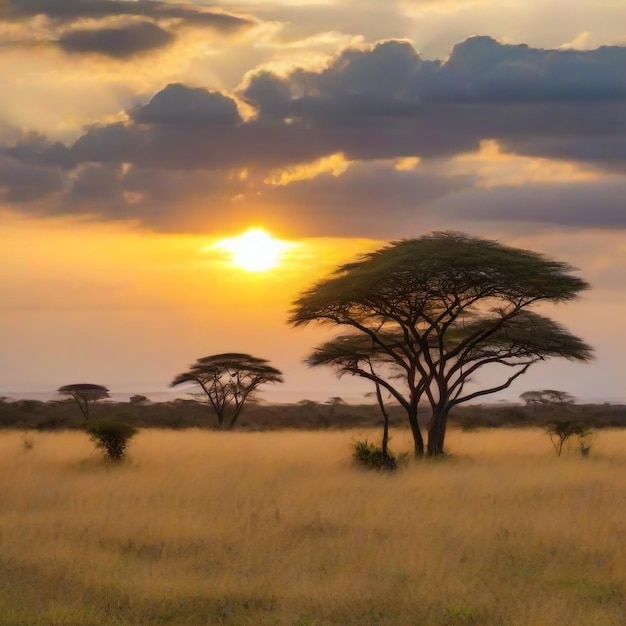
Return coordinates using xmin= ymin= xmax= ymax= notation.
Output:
xmin=57 ymin=21 xmax=174 ymax=58
xmin=2 ymin=0 xmax=253 ymax=30
xmin=433 ymin=36 xmax=626 ymax=102
xmin=131 ymin=83 xmax=242 ymax=126
xmin=214 ymin=0 xmax=412 ymax=45
xmin=1 ymin=0 xmax=255 ymax=60
xmin=251 ymin=160 xmax=473 ymax=236
xmin=51 ymin=37 xmax=625 ymax=170
xmin=241 ymin=37 xmax=626 ymax=167
xmin=2 ymin=37 xmax=626 ymax=235
xmin=244 ymin=36 xmax=626 ymax=117
xmin=430 ymin=177 xmax=626 ymax=229
xmin=0 ymin=154 xmax=64 ymax=203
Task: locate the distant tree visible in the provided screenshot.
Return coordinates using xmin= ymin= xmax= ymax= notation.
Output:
xmin=326 ymin=396 xmax=345 ymax=406
xmin=129 ymin=394 xmax=149 ymax=406
xmin=520 ymin=390 xmax=577 ymax=406
xmin=170 ymin=353 xmax=284 ymax=429
xmin=325 ymin=396 xmax=346 ymax=419
xmin=297 ymin=399 xmax=320 ymax=409
xmin=546 ymin=420 xmax=591 ymax=456
xmin=291 ymin=232 xmax=593 ymax=457
xmin=57 ymin=383 xmax=110 ymax=420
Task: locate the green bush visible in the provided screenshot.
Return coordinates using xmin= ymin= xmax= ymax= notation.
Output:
xmin=352 ymin=439 xmax=397 ymax=472
xmin=546 ymin=420 xmax=593 ymax=457
xmin=86 ymin=420 xmax=138 ymax=462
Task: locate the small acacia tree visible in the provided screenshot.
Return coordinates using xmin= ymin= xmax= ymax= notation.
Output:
xmin=170 ymin=353 xmax=284 ymax=429
xmin=58 ymin=383 xmax=110 ymax=420
xmin=291 ymin=232 xmax=593 ymax=457
xmin=546 ymin=420 xmax=592 ymax=456
xmin=520 ymin=390 xmax=577 ymax=406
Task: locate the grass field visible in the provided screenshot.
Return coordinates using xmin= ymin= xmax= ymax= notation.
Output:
xmin=0 ymin=428 xmax=625 ymax=625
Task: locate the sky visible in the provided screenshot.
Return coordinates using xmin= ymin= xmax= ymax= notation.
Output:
xmin=1 ymin=0 xmax=625 ymax=404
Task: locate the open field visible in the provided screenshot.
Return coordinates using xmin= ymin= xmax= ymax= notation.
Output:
xmin=1 ymin=428 xmax=625 ymax=625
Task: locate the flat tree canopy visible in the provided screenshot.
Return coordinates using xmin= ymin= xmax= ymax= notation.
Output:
xmin=58 ymin=383 xmax=110 ymax=420
xmin=291 ymin=232 xmax=593 ymax=457
xmin=171 ymin=353 xmax=284 ymax=429
xmin=520 ymin=390 xmax=577 ymax=405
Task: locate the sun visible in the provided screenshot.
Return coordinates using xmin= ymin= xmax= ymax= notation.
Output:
xmin=213 ymin=228 xmax=289 ymax=273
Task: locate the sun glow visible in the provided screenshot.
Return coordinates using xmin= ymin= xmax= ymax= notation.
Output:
xmin=213 ymin=227 xmax=290 ymax=272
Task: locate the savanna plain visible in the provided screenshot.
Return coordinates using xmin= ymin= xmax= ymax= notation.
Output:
xmin=1 ymin=428 xmax=625 ymax=626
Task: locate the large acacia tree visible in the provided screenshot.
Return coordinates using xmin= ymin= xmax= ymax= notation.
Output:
xmin=290 ymin=232 xmax=593 ymax=457
xmin=170 ymin=353 xmax=284 ymax=429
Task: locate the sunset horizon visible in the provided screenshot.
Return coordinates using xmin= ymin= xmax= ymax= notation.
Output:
xmin=2 ymin=4 xmax=626 ymax=623
xmin=2 ymin=0 xmax=625 ymax=404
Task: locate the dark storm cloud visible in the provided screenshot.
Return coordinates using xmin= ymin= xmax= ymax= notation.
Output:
xmin=431 ymin=178 xmax=626 ymax=229
xmin=1 ymin=0 xmax=254 ymax=59
xmin=57 ymin=21 xmax=174 ymax=58
xmin=131 ymin=83 xmax=243 ymax=126
xmin=243 ymin=37 xmax=626 ymax=118
xmin=2 ymin=37 xmax=626 ymax=234
xmin=6 ymin=133 xmax=75 ymax=170
xmin=2 ymin=0 xmax=253 ymax=31
xmin=67 ymin=123 xmax=142 ymax=166
xmin=0 ymin=155 xmax=64 ymax=203
xmin=240 ymin=37 xmax=626 ymax=167
xmin=428 ymin=37 xmax=626 ymax=102
xmin=10 ymin=38 xmax=626 ymax=172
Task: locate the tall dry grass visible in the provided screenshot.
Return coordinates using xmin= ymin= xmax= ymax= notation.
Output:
xmin=0 ymin=428 xmax=625 ymax=625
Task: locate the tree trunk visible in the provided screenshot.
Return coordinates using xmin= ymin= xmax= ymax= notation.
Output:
xmin=373 ymin=381 xmax=390 ymax=456
xmin=226 ymin=406 xmax=244 ymax=430
xmin=407 ymin=405 xmax=424 ymax=458
xmin=427 ymin=407 xmax=450 ymax=456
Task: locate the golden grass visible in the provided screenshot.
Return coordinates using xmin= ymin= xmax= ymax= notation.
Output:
xmin=0 ymin=428 xmax=625 ymax=625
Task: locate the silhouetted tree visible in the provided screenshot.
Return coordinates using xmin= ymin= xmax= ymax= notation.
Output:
xmin=520 ymin=390 xmax=577 ymax=406
xmin=291 ymin=232 xmax=593 ymax=457
xmin=325 ymin=396 xmax=346 ymax=419
xmin=57 ymin=383 xmax=110 ymax=420
xmin=129 ymin=394 xmax=150 ymax=405
xmin=170 ymin=353 xmax=284 ymax=429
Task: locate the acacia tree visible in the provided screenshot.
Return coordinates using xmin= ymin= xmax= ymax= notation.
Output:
xmin=290 ymin=232 xmax=593 ymax=457
xmin=308 ymin=333 xmax=402 ymax=456
xmin=58 ymin=383 xmax=110 ymax=420
xmin=170 ymin=353 xmax=284 ymax=429
xmin=520 ymin=390 xmax=577 ymax=405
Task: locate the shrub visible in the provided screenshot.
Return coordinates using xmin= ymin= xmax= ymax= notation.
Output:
xmin=352 ymin=439 xmax=397 ymax=472
xmin=86 ymin=420 xmax=138 ymax=462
